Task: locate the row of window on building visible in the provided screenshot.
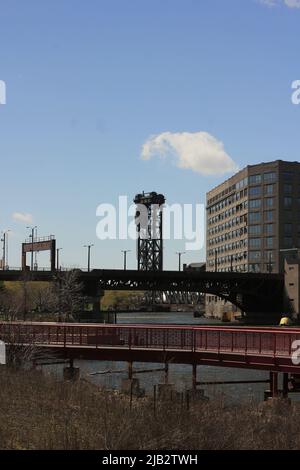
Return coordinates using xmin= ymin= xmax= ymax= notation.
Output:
xmin=208 ymin=191 xmax=296 ymax=226
xmin=208 ymin=228 xmax=248 ymax=247
xmin=208 ymin=236 xmax=275 ymax=257
xmin=208 ymin=202 xmax=248 ymax=225
xmin=208 ymin=215 xmax=248 ymax=235
xmin=207 ymin=190 xmax=248 ymax=214
xmin=209 ymin=263 xmax=276 ymax=273
xmin=207 ymin=172 xmax=278 ymax=206
xmin=208 ymin=239 xmax=248 ymax=257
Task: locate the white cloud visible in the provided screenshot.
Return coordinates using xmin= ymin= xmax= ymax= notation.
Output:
xmin=258 ymin=0 xmax=300 ymax=7
xmin=12 ymin=212 xmax=33 ymax=224
xmin=259 ymin=0 xmax=278 ymax=6
xmin=284 ymin=0 xmax=300 ymax=8
xmin=141 ymin=131 xmax=238 ymax=176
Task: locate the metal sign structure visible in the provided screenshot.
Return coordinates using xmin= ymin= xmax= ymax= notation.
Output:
xmin=21 ymin=235 xmax=56 ymax=271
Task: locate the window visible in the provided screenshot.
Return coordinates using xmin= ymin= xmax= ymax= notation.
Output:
xmin=249 ymin=263 xmax=261 ymax=273
xmin=264 ymin=172 xmax=276 ymax=183
xmin=283 ymin=171 xmax=293 ymax=180
xmin=284 ymin=197 xmax=292 ymax=208
xmin=249 ymin=251 xmax=261 ymax=261
xmin=284 ymin=223 xmax=292 ymax=235
xmin=249 ymin=199 xmax=261 ymax=209
xmin=265 ymin=250 xmax=274 ymax=261
xmin=249 ymin=225 xmax=261 ymax=235
xmin=249 ymin=212 xmax=261 ymax=223
xmin=284 ymin=237 xmax=293 ymax=248
xmin=249 ymin=174 xmax=262 ymax=184
xmin=285 ymin=211 xmax=293 ymax=222
xmin=265 ymin=224 xmax=273 ymax=235
xmin=265 ymin=263 xmax=275 ymax=273
xmin=284 ymin=184 xmax=292 ymax=194
xmin=249 ymin=238 xmax=261 ymax=248
xmin=266 ymin=237 xmax=274 ymax=248
xmin=249 ymin=186 xmax=261 ymax=196
xmin=265 ymin=197 xmax=274 ymax=208
xmin=265 ymin=184 xmax=274 ymax=195
xmin=265 ymin=211 xmax=274 ymax=222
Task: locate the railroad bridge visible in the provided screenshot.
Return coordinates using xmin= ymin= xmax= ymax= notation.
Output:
xmin=0 ymin=269 xmax=284 ymax=318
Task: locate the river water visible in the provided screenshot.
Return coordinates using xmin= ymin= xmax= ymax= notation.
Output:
xmin=73 ymin=312 xmax=278 ymax=403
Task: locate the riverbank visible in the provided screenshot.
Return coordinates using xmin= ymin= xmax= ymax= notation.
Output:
xmin=0 ymin=367 xmax=299 ymax=450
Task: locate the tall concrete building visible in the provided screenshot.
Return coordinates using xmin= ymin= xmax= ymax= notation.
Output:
xmin=206 ymin=160 xmax=300 ymax=318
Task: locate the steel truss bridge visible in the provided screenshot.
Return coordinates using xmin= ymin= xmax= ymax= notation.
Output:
xmin=0 ymin=268 xmax=284 ymax=316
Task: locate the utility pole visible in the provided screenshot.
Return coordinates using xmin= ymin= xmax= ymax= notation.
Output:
xmin=27 ymin=225 xmax=37 ymax=271
xmin=1 ymin=232 xmax=6 ymax=270
xmin=1 ymin=230 xmax=11 ymax=270
xmin=84 ymin=244 xmax=94 ymax=272
xmin=121 ymin=250 xmax=131 ymax=270
xmin=56 ymin=248 xmax=62 ymax=270
xmin=176 ymin=251 xmax=185 ymax=272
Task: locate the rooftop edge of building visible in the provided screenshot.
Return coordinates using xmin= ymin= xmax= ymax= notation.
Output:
xmin=206 ymin=159 xmax=300 ymax=200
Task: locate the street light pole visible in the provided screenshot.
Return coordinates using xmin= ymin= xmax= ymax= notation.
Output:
xmin=121 ymin=250 xmax=131 ymax=270
xmin=5 ymin=230 xmax=11 ymax=269
xmin=56 ymin=248 xmax=62 ymax=270
xmin=176 ymin=251 xmax=185 ymax=271
xmin=1 ymin=232 xmax=6 ymax=270
xmin=27 ymin=225 xmax=37 ymax=271
xmin=1 ymin=230 xmax=11 ymax=270
xmin=84 ymin=244 xmax=94 ymax=272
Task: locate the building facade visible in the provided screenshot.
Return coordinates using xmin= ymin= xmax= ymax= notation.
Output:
xmin=206 ymin=160 xmax=300 ymax=318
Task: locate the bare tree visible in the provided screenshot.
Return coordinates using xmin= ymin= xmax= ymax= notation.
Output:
xmin=51 ymin=270 xmax=85 ymax=321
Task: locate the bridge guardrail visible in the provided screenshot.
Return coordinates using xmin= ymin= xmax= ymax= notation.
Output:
xmin=0 ymin=322 xmax=299 ymax=360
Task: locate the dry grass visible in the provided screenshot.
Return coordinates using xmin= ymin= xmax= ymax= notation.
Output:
xmin=0 ymin=367 xmax=299 ymax=450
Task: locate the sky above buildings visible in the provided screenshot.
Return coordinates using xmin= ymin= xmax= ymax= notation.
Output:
xmin=0 ymin=0 xmax=300 ymax=269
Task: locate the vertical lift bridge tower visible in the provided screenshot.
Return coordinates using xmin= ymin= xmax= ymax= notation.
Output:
xmin=134 ymin=191 xmax=165 ymax=271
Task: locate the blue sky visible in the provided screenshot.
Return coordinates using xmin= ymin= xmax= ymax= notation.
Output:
xmin=0 ymin=0 xmax=300 ymax=270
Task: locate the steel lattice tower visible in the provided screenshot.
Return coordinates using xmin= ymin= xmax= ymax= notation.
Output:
xmin=134 ymin=191 xmax=165 ymax=271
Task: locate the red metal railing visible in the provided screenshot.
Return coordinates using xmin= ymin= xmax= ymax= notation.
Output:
xmin=0 ymin=322 xmax=300 ymax=359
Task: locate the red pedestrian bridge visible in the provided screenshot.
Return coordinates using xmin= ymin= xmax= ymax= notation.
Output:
xmin=1 ymin=321 xmax=300 ymax=372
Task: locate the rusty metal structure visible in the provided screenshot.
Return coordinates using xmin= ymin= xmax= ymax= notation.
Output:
xmin=134 ymin=192 xmax=165 ymax=271
xmin=21 ymin=235 xmax=56 ymax=271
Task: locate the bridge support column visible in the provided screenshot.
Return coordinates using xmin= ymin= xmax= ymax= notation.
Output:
xmin=267 ymin=372 xmax=278 ymax=398
xmin=272 ymin=372 xmax=278 ymax=397
xmin=128 ymin=361 xmax=133 ymax=380
xmin=121 ymin=362 xmax=145 ymax=397
xmin=164 ymin=362 xmax=169 ymax=384
xmin=282 ymin=373 xmax=289 ymax=399
xmin=63 ymin=358 xmax=80 ymax=381
xmin=192 ymin=364 xmax=197 ymax=391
